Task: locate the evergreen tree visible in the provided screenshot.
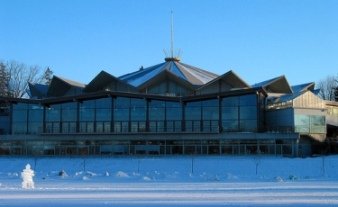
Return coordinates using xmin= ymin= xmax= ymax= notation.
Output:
xmin=42 ymin=67 xmax=53 ymax=85
xmin=0 ymin=62 xmax=9 ymax=97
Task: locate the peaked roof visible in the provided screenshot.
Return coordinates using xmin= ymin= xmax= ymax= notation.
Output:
xmin=28 ymin=83 xmax=48 ymax=98
xmin=252 ymin=75 xmax=293 ymax=94
xmin=119 ymin=60 xmax=219 ymax=87
xmin=47 ymin=76 xmax=85 ymax=97
xmin=196 ymin=70 xmax=250 ymax=91
xmin=137 ymin=69 xmax=196 ymax=91
xmin=84 ymin=70 xmax=136 ymax=93
xmin=291 ymin=82 xmax=315 ymax=93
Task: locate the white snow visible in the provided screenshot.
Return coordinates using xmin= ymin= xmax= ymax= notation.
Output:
xmin=0 ymin=155 xmax=338 ymax=206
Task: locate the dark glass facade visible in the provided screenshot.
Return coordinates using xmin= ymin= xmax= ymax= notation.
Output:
xmin=10 ymin=93 xmax=260 ymax=135
xmin=5 ymin=92 xmax=301 ymax=157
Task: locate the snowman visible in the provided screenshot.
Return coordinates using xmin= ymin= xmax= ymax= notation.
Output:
xmin=21 ymin=164 xmax=35 ymax=189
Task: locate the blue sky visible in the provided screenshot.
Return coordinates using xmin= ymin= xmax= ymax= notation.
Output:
xmin=1 ymin=0 xmax=338 ymax=86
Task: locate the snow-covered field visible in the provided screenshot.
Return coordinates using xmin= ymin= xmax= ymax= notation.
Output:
xmin=1 ymin=156 xmax=338 ymax=206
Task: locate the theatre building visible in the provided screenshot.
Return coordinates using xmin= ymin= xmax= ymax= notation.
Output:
xmin=0 ymin=57 xmax=337 ymax=156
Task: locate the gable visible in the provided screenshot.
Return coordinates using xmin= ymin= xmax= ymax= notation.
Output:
xmin=195 ymin=70 xmax=250 ymax=95
xmin=293 ymin=91 xmax=326 ymax=109
xmin=138 ymin=70 xmax=194 ymax=96
xmin=85 ymin=71 xmax=136 ymax=93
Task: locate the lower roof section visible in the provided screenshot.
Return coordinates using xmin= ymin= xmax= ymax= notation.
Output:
xmin=0 ymin=87 xmax=262 ymax=105
xmin=1 ymin=132 xmax=300 ymax=142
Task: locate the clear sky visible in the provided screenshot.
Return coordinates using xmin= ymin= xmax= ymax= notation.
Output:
xmin=1 ymin=0 xmax=338 ymax=86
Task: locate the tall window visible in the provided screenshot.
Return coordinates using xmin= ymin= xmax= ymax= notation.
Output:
xmin=222 ymin=96 xmax=239 ymax=132
xmin=80 ymin=100 xmax=95 ymax=133
xmin=61 ymin=103 xmax=77 ymax=133
xmin=202 ymin=99 xmax=219 ymax=132
xmin=46 ymin=104 xmax=61 ymax=133
xmin=166 ymin=101 xmax=182 ymax=132
xmin=95 ymin=98 xmax=111 ymax=133
xmin=79 ymin=98 xmax=113 ymax=133
xmin=149 ymin=100 xmax=165 ymax=132
xmin=185 ymin=101 xmax=201 ymax=132
xmin=239 ymin=94 xmax=257 ymax=132
xmin=114 ymin=97 xmax=130 ymax=132
xmin=222 ymin=94 xmax=258 ymax=132
xmin=12 ymin=103 xmax=28 ymax=134
xmin=130 ymin=98 xmax=146 ymax=132
xmin=28 ymin=104 xmax=43 ymax=134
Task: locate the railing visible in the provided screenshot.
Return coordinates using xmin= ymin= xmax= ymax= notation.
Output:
xmin=43 ymin=120 xmax=221 ymax=134
xmin=0 ymin=142 xmax=295 ymax=156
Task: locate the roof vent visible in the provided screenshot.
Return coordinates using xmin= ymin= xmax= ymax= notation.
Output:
xmin=164 ymin=57 xmax=180 ymax=62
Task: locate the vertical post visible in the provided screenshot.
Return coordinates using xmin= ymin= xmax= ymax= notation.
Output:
xmin=43 ymin=105 xmax=46 ymax=133
xmin=218 ymin=96 xmax=222 ymax=133
xmin=76 ymin=102 xmax=80 ymax=133
xmin=26 ymin=104 xmax=29 ymax=134
xmin=111 ymin=96 xmax=114 ymax=133
xmin=237 ymin=97 xmax=240 ymax=131
xmin=146 ymin=98 xmax=149 ymax=132
xmin=59 ymin=104 xmax=63 ymax=133
xmin=200 ymin=101 xmax=203 ymax=132
xmin=164 ymin=101 xmax=167 ymax=132
xmin=170 ymin=10 xmax=174 ymax=58
xmin=9 ymin=103 xmax=13 ymax=135
xmin=181 ymin=101 xmax=185 ymax=132
xmin=128 ymin=98 xmax=131 ymax=132
xmin=94 ymin=100 xmax=97 ymax=133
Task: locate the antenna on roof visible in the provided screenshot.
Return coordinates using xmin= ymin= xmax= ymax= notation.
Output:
xmin=170 ymin=10 xmax=174 ymax=58
xmin=165 ymin=11 xmax=180 ymax=62
xmin=163 ymin=49 xmax=168 ymax=57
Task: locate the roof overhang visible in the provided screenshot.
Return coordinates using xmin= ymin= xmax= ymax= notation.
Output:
xmin=84 ymin=70 xmax=137 ymax=93
xmin=262 ymin=76 xmax=293 ymax=94
xmin=47 ymin=76 xmax=85 ymax=97
xmin=195 ymin=70 xmax=250 ymax=92
xmin=137 ymin=69 xmax=196 ymax=91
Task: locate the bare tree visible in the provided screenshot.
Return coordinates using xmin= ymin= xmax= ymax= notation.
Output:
xmin=5 ymin=61 xmax=43 ymax=98
xmin=317 ymin=75 xmax=338 ymax=101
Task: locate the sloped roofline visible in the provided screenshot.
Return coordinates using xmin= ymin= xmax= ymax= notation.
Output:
xmin=54 ymin=76 xmax=85 ymax=88
xmin=291 ymin=82 xmax=315 ymax=93
xmin=195 ymin=70 xmax=250 ymax=91
xmin=253 ymin=75 xmax=293 ymax=94
xmin=84 ymin=70 xmax=137 ymax=93
xmin=175 ymin=62 xmax=219 ymax=85
xmin=136 ymin=68 xmax=196 ymax=91
xmin=28 ymin=82 xmax=48 ymax=98
xmin=119 ymin=61 xmax=218 ymax=87
xmin=47 ymin=76 xmax=85 ymax=97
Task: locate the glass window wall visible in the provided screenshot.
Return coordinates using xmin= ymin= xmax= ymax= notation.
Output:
xmin=114 ymin=97 xmax=130 ymax=132
xmin=130 ymin=98 xmax=146 ymax=132
xmin=166 ymin=101 xmax=182 ymax=132
xmin=222 ymin=94 xmax=258 ymax=132
xmin=28 ymin=104 xmax=43 ymax=134
xmin=95 ymin=98 xmax=111 ymax=133
xmin=149 ymin=100 xmax=165 ymax=132
xmin=12 ymin=103 xmax=28 ymax=134
xmin=80 ymin=100 xmax=95 ymax=133
xmin=46 ymin=104 xmax=61 ymax=133
xmin=185 ymin=101 xmax=201 ymax=132
xmin=295 ymin=114 xmax=326 ymax=134
xmin=222 ymin=96 xmax=239 ymax=132
xmin=61 ymin=103 xmax=77 ymax=133
xmin=202 ymin=99 xmax=219 ymax=132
